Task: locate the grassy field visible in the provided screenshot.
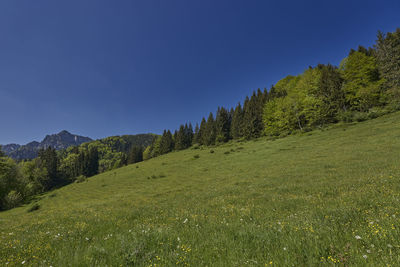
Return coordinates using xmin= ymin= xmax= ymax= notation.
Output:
xmin=2 ymin=112 xmax=400 ymax=266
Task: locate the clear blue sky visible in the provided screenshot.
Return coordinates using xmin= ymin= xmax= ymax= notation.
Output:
xmin=1 ymin=0 xmax=399 ymax=144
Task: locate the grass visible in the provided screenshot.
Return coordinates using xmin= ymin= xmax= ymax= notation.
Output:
xmin=2 ymin=112 xmax=400 ymax=266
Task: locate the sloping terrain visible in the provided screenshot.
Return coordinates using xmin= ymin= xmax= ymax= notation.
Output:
xmin=1 ymin=112 xmax=400 ymax=266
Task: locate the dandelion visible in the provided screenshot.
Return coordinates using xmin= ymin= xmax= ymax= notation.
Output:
xmin=355 ymin=235 xmax=362 ymax=240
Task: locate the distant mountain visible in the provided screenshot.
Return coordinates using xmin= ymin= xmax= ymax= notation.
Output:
xmin=1 ymin=130 xmax=92 ymax=160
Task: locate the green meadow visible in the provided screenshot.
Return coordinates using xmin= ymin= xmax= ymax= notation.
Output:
xmin=2 ymin=112 xmax=400 ymax=266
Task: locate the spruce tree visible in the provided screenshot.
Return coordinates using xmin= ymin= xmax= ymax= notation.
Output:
xmin=230 ymin=103 xmax=243 ymax=139
xmin=215 ymin=107 xmax=230 ymax=143
xmin=203 ymin=112 xmax=216 ymax=145
xmin=174 ymin=125 xmax=186 ymax=150
xmin=198 ymin=118 xmax=207 ymax=145
xmin=193 ymin=123 xmax=200 ymax=145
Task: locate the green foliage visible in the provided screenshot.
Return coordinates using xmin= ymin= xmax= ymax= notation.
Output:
xmin=230 ymin=103 xmax=243 ymax=139
xmin=202 ymin=113 xmax=216 ymax=146
xmin=215 ymin=107 xmax=230 ymax=143
xmin=340 ymin=51 xmax=384 ymax=111
xmin=375 ymin=28 xmax=400 ymax=99
xmin=4 ymin=190 xmax=22 ymax=209
xmin=127 ymin=146 xmax=143 ymax=164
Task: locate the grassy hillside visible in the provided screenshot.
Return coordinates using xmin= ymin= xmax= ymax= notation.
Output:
xmin=2 ymin=112 xmax=400 ymax=266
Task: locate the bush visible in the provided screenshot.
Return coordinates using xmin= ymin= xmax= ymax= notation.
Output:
xmin=75 ymin=175 xmax=87 ymax=183
xmin=209 ymin=150 xmax=215 ymax=153
xmin=354 ymin=112 xmax=369 ymax=122
xmin=193 ymin=154 xmax=200 ymax=159
xmin=27 ymin=203 xmax=40 ymax=212
xmin=5 ymin=191 xmax=23 ymax=209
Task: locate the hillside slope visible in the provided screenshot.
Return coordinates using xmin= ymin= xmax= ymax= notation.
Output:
xmin=1 ymin=112 xmax=400 ymax=266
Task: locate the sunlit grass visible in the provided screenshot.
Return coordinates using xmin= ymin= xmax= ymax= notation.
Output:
xmin=2 ymin=112 xmax=400 ymax=266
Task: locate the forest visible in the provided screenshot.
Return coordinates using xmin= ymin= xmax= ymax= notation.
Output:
xmin=1 ymin=28 xmax=399 ymax=211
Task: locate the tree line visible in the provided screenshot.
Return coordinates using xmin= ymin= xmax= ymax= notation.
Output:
xmin=144 ymin=28 xmax=400 ymax=159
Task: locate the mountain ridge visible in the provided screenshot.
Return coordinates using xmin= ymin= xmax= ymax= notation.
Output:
xmin=1 ymin=130 xmax=92 ymax=160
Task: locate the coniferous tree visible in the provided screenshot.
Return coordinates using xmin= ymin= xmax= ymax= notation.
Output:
xmin=184 ymin=123 xmax=194 ymax=148
xmin=159 ymin=130 xmax=174 ymax=154
xmin=231 ymin=103 xmax=243 ymax=139
xmin=215 ymin=107 xmax=230 ymax=143
xmin=193 ymin=123 xmax=200 ymax=145
xmin=38 ymin=147 xmax=59 ymax=189
xmin=242 ymin=92 xmax=264 ymax=139
xmin=203 ymin=112 xmax=216 ymax=145
xmin=198 ymin=118 xmax=207 ymax=145
xmin=174 ymin=125 xmax=186 ymax=150
xmin=128 ymin=146 xmax=143 ymax=164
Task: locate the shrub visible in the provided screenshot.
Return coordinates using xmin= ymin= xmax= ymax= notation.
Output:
xmin=27 ymin=203 xmax=40 ymax=212
xmin=354 ymin=112 xmax=369 ymax=122
xmin=75 ymin=175 xmax=87 ymax=183
xmin=210 ymin=150 xmax=215 ymax=153
xmin=224 ymin=151 xmax=230 ymax=155
xmin=193 ymin=154 xmax=200 ymax=159
xmin=5 ymin=191 xmax=23 ymax=209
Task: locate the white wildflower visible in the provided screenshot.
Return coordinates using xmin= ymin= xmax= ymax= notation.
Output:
xmin=363 ymin=255 xmax=367 ymax=259
xmin=366 ymin=249 xmax=371 ymax=253
xmin=22 ymin=261 xmax=25 ymax=264
xmin=283 ymin=247 xmax=287 ymax=251
xmin=355 ymin=235 xmax=362 ymax=240
xmin=183 ymin=218 xmax=188 ymax=224
xmin=388 ymin=244 xmax=393 ymax=248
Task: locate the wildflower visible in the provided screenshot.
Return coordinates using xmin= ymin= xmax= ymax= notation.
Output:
xmin=366 ymin=249 xmax=371 ymax=253
xmin=183 ymin=218 xmax=188 ymax=224
xmin=283 ymin=247 xmax=287 ymax=251
xmin=363 ymin=255 xmax=367 ymax=259
xmin=177 ymin=237 xmax=180 ymax=242
xmin=355 ymin=235 xmax=362 ymax=240
xmin=388 ymin=244 xmax=393 ymax=248
xmin=22 ymin=261 xmax=26 ymax=264
xmin=85 ymin=237 xmax=89 ymax=241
